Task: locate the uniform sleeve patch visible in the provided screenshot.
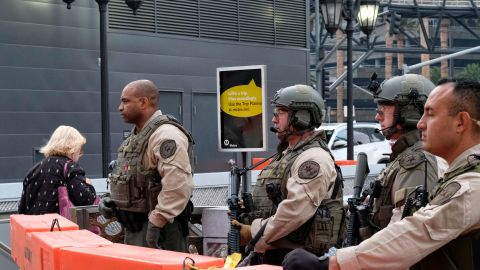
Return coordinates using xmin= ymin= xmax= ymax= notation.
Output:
xmin=160 ymin=140 xmax=177 ymax=159
xmin=430 ymin=182 xmax=461 ymax=206
xmin=399 ymin=152 xmax=426 ymax=169
xmin=298 ymin=161 xmax=320 ymax=179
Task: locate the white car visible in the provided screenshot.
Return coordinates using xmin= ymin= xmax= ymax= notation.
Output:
xmin=318 ymin=122 xmax=391 ymax=165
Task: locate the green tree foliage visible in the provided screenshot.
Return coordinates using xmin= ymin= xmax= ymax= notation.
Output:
xmin=457 ymin=63 xmax=480 ymax=81
xmin=430 ymin=66 xmax=441 ymax=85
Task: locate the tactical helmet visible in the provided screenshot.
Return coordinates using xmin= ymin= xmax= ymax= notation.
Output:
xmin=271 ymin=84 xmax=325 ymax=129
xmin=373 ymin=74 xmax=435 ymax=129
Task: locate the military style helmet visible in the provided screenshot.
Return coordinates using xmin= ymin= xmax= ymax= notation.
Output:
xmin=372 ymin=74 xmax=435 ymax=129
xmin=271 ymin=84 xmax=325 ymax=130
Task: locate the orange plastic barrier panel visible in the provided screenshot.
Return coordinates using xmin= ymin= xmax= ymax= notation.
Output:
xmin=60 ymin=243 xmax=225 ymax=270
xmin=29 ymin=229 xmax=112 ymax=270
xmin=252 ymin=158 xmax=272 ymax=170
xmin=335 ymin=160 xmax=357 ymax=166
xmin=10 ymin=214 xmax=79 ymax=270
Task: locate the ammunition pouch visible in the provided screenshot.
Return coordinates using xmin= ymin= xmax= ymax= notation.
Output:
xmin=109 ymin=173 xmax=133 ymax=209
xmin=357 ymin=205 xmax=373 ymax=241
xmin=304 ymin=198 xmax=346 ymax=255
xmin=115 ymin=209 xmax=148 ymax=233
xmin=374 ymin=204 xmax=394 ymax=228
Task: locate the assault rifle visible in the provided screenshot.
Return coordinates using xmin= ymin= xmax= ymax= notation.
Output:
xmin=227 ymin=154 xmax=276 ymax=256
xmin=344 ymin=152 xmax=370 ymax=247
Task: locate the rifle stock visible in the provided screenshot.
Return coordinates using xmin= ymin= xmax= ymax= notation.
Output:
xmin=345 ymin=152 xmax=370 ymax=247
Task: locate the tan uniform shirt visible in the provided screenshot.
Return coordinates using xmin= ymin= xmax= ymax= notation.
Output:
xmin=251 ymin=147 xmax=337 ymax=253
xmin=145 ymin=111 xmax=193 ymax=228
xmin=336 ymin=144 xmax=480 ymax=269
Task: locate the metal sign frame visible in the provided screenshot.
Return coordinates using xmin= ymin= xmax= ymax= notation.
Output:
xmin=216 ymin=65 xmax=267 ymax=152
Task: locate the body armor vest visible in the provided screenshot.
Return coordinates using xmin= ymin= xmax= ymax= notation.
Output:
xmin=252 ymin=132 xmax=345 ymax=254
xmin=412 ymin=156 xmax=480 ymax=270
xmin=109 ymin=114 xmax=194 ymax=213
xmin=371 ymin=131 xmax=426 ymax=229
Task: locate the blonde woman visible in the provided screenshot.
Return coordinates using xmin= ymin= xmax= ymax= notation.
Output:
xmin=18 ymin=125 xmax=97 ymax=215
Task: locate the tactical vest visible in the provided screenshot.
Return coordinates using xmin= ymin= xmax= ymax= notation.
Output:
xmin=371 ymin=131 xmax=428 ymax=229
xmin=109 ymin=114 xmax=194 ymax=213
xmin=411 ymin=156 xmax=480 ymax=270
xmin=252 ymin=131 xmax=345 ymax=255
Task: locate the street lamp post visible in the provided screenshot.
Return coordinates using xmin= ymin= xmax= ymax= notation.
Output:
xmin=319 ymin=0 xmax=379 ymax=160
xmin=63 ymin=0 xmax=142 ymax=177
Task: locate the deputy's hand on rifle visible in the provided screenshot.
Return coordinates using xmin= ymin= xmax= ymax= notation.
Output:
xmin=231 ymin=220 xmax=252 ymax=246
xmin=98 ymin=197 xmax=116 ymax=219
xmin=282 ymin=248 xmax=330 ymax=270
xmin=146 ymin=221 xmax=162 ymax=248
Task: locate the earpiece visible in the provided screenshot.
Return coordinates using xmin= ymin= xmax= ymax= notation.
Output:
xmin=291 ymin=110 xmax=312 ymax=130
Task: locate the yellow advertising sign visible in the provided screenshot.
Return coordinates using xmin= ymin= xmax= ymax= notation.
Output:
xmin=220 ymin=79 xmax=262 ymax=117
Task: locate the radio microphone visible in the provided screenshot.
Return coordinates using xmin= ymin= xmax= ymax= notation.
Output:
xmin=375 ymin=126 xmax=393 ymax=133
xmin=270 ymin=126 xmax=289 ymax=134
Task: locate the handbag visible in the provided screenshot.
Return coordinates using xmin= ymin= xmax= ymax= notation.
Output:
xmin=58 ymin=161 xmax=101 ymax=221
xmin=58 ymin=161 xmax=75 ymax=220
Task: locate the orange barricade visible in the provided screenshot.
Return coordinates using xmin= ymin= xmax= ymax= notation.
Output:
xmin=252 ymin=158 xmax=272 ymax=170
xmin=335 ymin=160 xmax=357 ymax=166
xmin=59 ymin=243 xmax=225 ymax=270
xmin=10 ymin=214 xmax=79 ymax=270
xmin=29 ymin=229 xmax=112 ymax=270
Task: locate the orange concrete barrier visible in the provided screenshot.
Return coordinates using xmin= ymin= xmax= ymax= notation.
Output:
xmin=59 ymin=243 xmax=225 ymax=270
xmin=29 ymin=229 xmax=112 ymax=270
xmin=10 ymin=214 xmax=79 ymax=270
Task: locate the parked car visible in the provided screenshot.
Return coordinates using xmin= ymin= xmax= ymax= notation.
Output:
xmin=318 ymin=122 xmax=391 ymax=165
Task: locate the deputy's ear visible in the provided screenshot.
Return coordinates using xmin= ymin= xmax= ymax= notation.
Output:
xmin=139 ymin=96 xmax=149 ymax=108
xmin=456 ymin=111 xmax=471 ymax=133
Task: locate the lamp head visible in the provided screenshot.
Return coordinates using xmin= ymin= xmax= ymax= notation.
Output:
xmin=319 ymin=0 xmax=344 ymax=37
xmin=125 ymin=0 xmax=143 ymax=14
xmin=63 ymin=0 xmax=75 ymax=9
xmin=357 ymin=0 xmax=380 ymax=36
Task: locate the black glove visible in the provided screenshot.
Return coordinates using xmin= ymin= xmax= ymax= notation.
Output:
xmin=282 ymin=248 xmax=329 ymax=270
xmin=146 ymin=221 xmax=162 ymax=248
xmin=98 ymin=197 xmax=116 ymax=219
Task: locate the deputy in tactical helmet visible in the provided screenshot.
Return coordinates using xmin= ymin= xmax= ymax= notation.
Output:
xmin=366 ymin=74 xmax=447 ymax=233
xmin=232 ymin=85 xmax=346 ymax=265
xmin=283 ymin=79 xmax=480 ymax=270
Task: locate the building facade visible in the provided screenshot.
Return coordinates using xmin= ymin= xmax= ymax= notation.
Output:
xmin=0 ymin=0 xmax=311 ymax=183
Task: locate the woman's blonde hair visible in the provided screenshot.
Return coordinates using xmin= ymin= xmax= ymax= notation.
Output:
xmin=40 ymin=125 xmax=86 ymax=158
